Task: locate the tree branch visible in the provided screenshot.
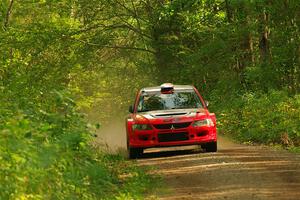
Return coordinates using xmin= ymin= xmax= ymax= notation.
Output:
xmin=3 ymin=0 xmax=14 ymax=30
xmin=74 ymin=38 xmax=156 ymax=54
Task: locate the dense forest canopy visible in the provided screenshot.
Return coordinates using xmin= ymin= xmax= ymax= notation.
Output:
xmin=0 ymin=0 xmax=299 ymax=199
xmin=1 ymin=0 xmax=299 ymax=117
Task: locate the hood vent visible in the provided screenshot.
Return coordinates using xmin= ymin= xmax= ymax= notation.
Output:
xmin=152 ymin=112 xmax=187 ymax=117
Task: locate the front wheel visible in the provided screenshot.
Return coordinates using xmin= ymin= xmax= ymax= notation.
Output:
xmin=203 ymin=142 xmax=217 ymax=152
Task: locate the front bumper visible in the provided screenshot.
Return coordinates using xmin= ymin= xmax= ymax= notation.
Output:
xmin=128 ymin=125 xmax=217 ymax=148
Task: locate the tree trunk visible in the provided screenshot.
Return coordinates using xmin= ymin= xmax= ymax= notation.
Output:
xmin=259 ymin=6 xmax=270 ymax=63
xmin=4 ymin=0 xmax=14 ymax=30
xmin=225 ymin=0 xmax=233 ymax=22
xmin=3 ymin=0 xmax=14 ymax=61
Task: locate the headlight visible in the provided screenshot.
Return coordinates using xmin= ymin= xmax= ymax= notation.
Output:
xmin=132 ymin=124 xmax=152 ymax=131
xmin=192 ymin=119 xmax=214 ymax=127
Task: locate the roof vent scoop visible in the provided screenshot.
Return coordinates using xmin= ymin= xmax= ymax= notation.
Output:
xmin=160 ymin=83 xmax=174 ymax=94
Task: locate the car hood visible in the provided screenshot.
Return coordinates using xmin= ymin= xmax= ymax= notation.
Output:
xmin=134 ymin=108 xmax=208 ymax=124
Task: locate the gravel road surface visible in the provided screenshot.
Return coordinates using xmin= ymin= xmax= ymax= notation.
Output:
xmin=138 ymin=136 xmax=300 ymax=200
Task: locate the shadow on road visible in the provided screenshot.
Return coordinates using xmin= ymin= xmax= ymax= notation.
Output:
xmin=140 ymin=147 xmax=204 ymax=159
xmin=137 ymin=136 xmax=300 ymax=200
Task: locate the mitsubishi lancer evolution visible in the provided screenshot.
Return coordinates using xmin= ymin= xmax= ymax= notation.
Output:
xmin=126 ymin=83 xmax=217 ymax=158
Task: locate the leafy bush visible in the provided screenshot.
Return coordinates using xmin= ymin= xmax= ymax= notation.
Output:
xmin=0 ymin=90 xmax=155 ymax=199
xmin=210 ymin=90 xmax=300 ymax=147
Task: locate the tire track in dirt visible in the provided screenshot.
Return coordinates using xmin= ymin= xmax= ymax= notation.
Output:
xmin=138 ymin=136 xmax=300 ymax=200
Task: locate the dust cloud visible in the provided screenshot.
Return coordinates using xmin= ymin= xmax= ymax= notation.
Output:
xmin=94 ymin=121 xmax=127 ymax=155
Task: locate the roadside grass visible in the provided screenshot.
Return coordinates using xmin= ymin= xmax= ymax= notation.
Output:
xmin=209 ymin=90 xmax=300 ymax=150
xmin=0 ymin=120 xmax=159 ymax=200
xmin=102 ymin=154 xmax=161 ymax=200
xmin=287 ymin=146 xmax=300 ymax=153
xmin=271 ymin=144 xmax=300 ymax=153
xmin=0 ymin=91 xmax=160 ymax=200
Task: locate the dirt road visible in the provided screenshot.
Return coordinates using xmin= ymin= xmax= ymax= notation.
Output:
xmin=138 ymin=136 xmax=300 ymax=200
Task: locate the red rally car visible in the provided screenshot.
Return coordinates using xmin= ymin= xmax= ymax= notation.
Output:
xmin=126 ymin=83 xmax=217 ymax=158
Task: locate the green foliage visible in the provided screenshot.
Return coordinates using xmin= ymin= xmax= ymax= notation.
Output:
xmin=1 ymin=0 xmax=300 ymax=198
xmin=1 ymin=0 xmax=162 ymax=197
xmin=211 ymin=90 xmax=300 ymax=147
xmin=0 ymin=90 xmax=156 ymax=199
xmin=140 ymin=0 xmax=300 ymax=148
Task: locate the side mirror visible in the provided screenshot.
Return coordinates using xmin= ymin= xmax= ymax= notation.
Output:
xmin=129 ymin=105 xmax=134 ymax=113
xmin=205 ymin=100 xmax=209 ymax=107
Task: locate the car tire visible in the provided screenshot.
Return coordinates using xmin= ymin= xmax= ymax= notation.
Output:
xmin=204 ymin=142 xmax=217 ymax=152
xmin=128 ymin=147 xmax=143 ymax=159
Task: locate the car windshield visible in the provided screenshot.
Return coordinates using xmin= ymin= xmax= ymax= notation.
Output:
xmin=137 ymin=90 xmax=203 ymax=112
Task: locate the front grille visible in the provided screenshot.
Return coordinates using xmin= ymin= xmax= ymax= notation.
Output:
xmin=153 ymin=122 xmax=191 ymax=129
xmin=158 ymin=132 xmax=189 ymax=142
